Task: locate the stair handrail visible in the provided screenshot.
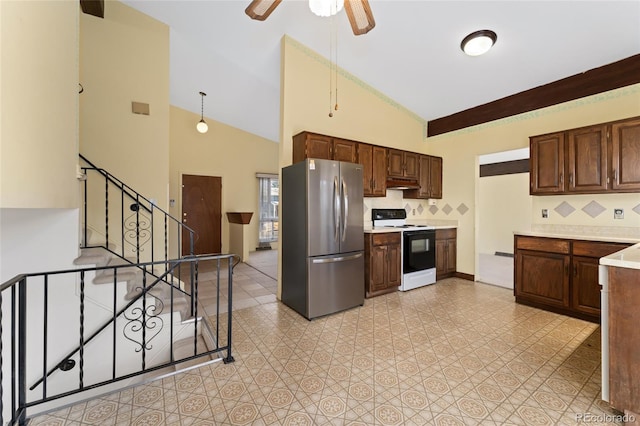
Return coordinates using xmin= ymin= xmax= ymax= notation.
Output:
xmin=79 ymin=154 xmax=196 ymax=259
xmin=27 ymin=260 xmax=181 ymax=392
xmin=0 ymin=253 xmax=239 ymax=426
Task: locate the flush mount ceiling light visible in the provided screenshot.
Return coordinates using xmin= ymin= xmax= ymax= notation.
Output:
xmin=309 ymin=0 xmax=343 ymax=17
xmin=196 ymin=91 xmax=208 ymax=134
xmin=461 ymin=30 xmax=497 ymax=56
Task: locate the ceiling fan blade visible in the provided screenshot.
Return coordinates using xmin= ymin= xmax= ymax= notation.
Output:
xmin=344 ymin=0 xmax=375 ymax=35
xmin=245 ymin=0 xmax=283 ymax=21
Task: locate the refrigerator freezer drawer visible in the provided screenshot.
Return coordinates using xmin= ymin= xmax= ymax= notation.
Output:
xmin=307 ymin=252 xmax=364 ymax=319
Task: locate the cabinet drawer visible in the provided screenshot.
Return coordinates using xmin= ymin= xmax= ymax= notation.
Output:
xmin=436 ymin=228 xmax=456 ymax=240
xmin=371 ymin=232 xmax=401 ymax=246
xmin=516 ymin=236 xmax=570 ymax=254
xmin=572 ymin=241 xmax=630 ymax=258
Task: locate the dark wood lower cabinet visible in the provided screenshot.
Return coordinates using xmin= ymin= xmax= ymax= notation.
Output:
xmin=436 ymin=228 xmax=456 ymax=279
xmin=514 ymin=235 xmax=630 ymax=322
xmin=365 ymin=232 xmax=401 ymax=298
xmin=608 ymin=266 xmax=640 ymax=415
xmin=515 ymin=250 xmax=570 ymax=308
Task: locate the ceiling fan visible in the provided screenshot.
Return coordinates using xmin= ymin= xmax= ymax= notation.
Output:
xmin=245 ymin=0 xmax=376 ymax=36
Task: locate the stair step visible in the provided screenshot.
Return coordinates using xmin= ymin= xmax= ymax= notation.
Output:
xmin=74 ymin=247 xmax=111 ymax=267
xmin=172 ymin=334 xmax=218 ymax=371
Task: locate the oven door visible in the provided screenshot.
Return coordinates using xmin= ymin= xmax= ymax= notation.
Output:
xmin=403 ymin=230 xmax=436 ymax=274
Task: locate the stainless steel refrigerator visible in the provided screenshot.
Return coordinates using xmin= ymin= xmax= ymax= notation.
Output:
xmin=281 ymin=159 xmax=364 ymax=320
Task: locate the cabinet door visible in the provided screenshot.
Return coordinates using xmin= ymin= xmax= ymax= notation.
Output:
xmin=387 ymin=149 xmax=405 ymax=178
xmin=567 ymin=125 xmax=608 ymax=192
xmin=571 ymin=256 xmax=601 ymax=317
xmin=413 ymin=155 xmax=431 ymax=198
xmin=445 ymin=239 xmax=456 ymax=274
xmin=429 ymin=156 xmax=443 ymax=199
xmin=530 ymin=133 xmax=565 ymax=194
xmin=370 ymin=245 xmax=388 ymax=293
xmin=404 ymin=152 xmax=419 ymax=179
xmin=515 ymin=250 xmax=570 ymax=307
xmin=293 ymin=133 xmax=332 ymax=162
xmin=386 ymin=243 xmax=401 ymax=288
xmin=333 ymin=139 xmax=357 ymax=163
xmin=611 ymin=117 xmax=640 ymax=191
xmin=371 ymin=146 xmax=387 ymax=196
xmin=435 ymin=239 xmax=447 ymax=278
xmin=358 ymin=144 xmax=374 ymax=196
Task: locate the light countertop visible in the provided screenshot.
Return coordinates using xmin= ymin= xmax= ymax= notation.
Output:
xmin=364 ymin=225 xmax=457 ymax=234
xmin=514 ymin=230 xmax=640 ymax=244
xmin=600 ymin=243 xmax=640 ymax=270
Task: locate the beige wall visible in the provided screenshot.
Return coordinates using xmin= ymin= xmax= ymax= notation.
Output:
xmin=80 ymin=2 xmax=169 ymax=206
xmin=427 ymin=84 xmax=640 ymax=276
xmin=478 ymin=173 xmax=532 ymax=255
xmin=1 ymin=0 xmax=79 ymax=209
xmin=169 ymin=106 xmax=279 ymax=259
xmin=280 ymin=35 xmax=427 ymax=170
xmin=80 ymin=2 xmax=170 ymax=258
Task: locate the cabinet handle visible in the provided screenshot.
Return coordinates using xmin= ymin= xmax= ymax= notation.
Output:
xmin=565 ymin=264 xmax=569 ymax=276
xmin=560 ymin=173 xmax=564 ymax=185
xmin=613 ymin=169 xmax=618 ymax=182
xmin=569 ymin=173 xmax=573 ymax=185
xmin=573 ymin=264 xmax=577 ymax=277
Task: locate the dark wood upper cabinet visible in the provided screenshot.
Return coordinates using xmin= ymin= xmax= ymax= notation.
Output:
xmin=292 ymin=132 xmax=356 ymax=163
xmin=332 ymin=138 xmax=357 ymax=163
xmin=404 ymin=155 xmax=442 ymax=199
xmin=567 ymin=125 xmax=608 ymax=192
xmin=530 ymin=115 xmax=640 ymax=195
xmin=530 ymin=132 xmax=565 ymax=194
xmin=357 ymin=144 xmax=387 ymax=197
xmin=293 ymin=132 xmax=332 ymax=163
xmin=611 ymin=117 xmax=640 ymax=191
xmin=429 ymin=156 xmax=443 ymax=199
xmin=387 ymin=149 xmax=419 ymax=179
xmin=293 ymin=131 xmax=444 ymax=198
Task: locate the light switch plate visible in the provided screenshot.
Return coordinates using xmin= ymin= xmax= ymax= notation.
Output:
xmin=614 ymin=208 xmax=624 ymax=219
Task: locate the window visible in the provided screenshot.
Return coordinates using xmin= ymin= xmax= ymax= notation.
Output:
xmin=257 ymin=174 xmax=279 ymax=243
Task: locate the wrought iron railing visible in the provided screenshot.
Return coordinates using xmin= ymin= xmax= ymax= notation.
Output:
xmin=0 ymin=254 xmax=238 ymax=425
xmin=79 ymin=154 xmax=196 ymax=264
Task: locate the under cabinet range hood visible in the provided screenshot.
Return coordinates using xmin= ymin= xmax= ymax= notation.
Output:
xmin=385 ymin=177 xmax=420 ymax=189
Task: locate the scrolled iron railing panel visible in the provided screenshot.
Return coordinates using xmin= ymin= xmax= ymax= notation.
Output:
xmin=0 ymin=254 xmax=238 ymax=424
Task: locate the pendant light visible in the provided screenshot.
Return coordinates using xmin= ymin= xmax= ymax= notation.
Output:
xmin=461 ymin=30 xmax=497 ymax=56
xmin=196 ymin=91 xmax=208 ymax=134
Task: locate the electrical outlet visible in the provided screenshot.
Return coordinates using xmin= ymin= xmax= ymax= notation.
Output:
xmin=614 ymin=208 xmax=624 ymax=219
xmin=412 ymin=209 xmax=416 ymax=216
xmin=542 ymin=209 xmax=548 ymax=218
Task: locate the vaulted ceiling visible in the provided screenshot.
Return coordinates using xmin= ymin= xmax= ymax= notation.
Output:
xmin=120 ymin=0 xmax=640 ymax=142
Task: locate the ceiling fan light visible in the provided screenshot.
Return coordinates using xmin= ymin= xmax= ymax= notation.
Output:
xmin=309 ymin=0 xmax=344 ymax=17
xmin=344 ymin=0 xmax=375 ymax=35
xmin=245 ymin=0 xmax=282 ymax=20
xmin=461 ymin=30 xmax=497 ymax=56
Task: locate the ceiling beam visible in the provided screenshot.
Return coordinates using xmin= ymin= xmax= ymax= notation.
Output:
xmin=80 ymin=0 xmax=104 ymax=19
xmin=427 ymin=54 xmax=640 ymax=137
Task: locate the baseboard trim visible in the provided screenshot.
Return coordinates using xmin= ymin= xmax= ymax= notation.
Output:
xmin=455 ymin=272 xmax=474 ymax=281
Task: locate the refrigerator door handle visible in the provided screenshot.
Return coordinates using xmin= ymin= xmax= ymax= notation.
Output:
xmin=334 ymin=176 xmax=340 ymax=242
xmin=312 ymin=252 xmax=363 ymax=264
xmin=341 ymin=178 xmax=348 ymax=242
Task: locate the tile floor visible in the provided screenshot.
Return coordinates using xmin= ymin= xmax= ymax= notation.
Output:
xmin=30 ymin=253 xmax=624 ymax=425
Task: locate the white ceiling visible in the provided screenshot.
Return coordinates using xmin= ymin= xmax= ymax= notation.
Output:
xmin=122 ymin=0 xmax=640 ymax=142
